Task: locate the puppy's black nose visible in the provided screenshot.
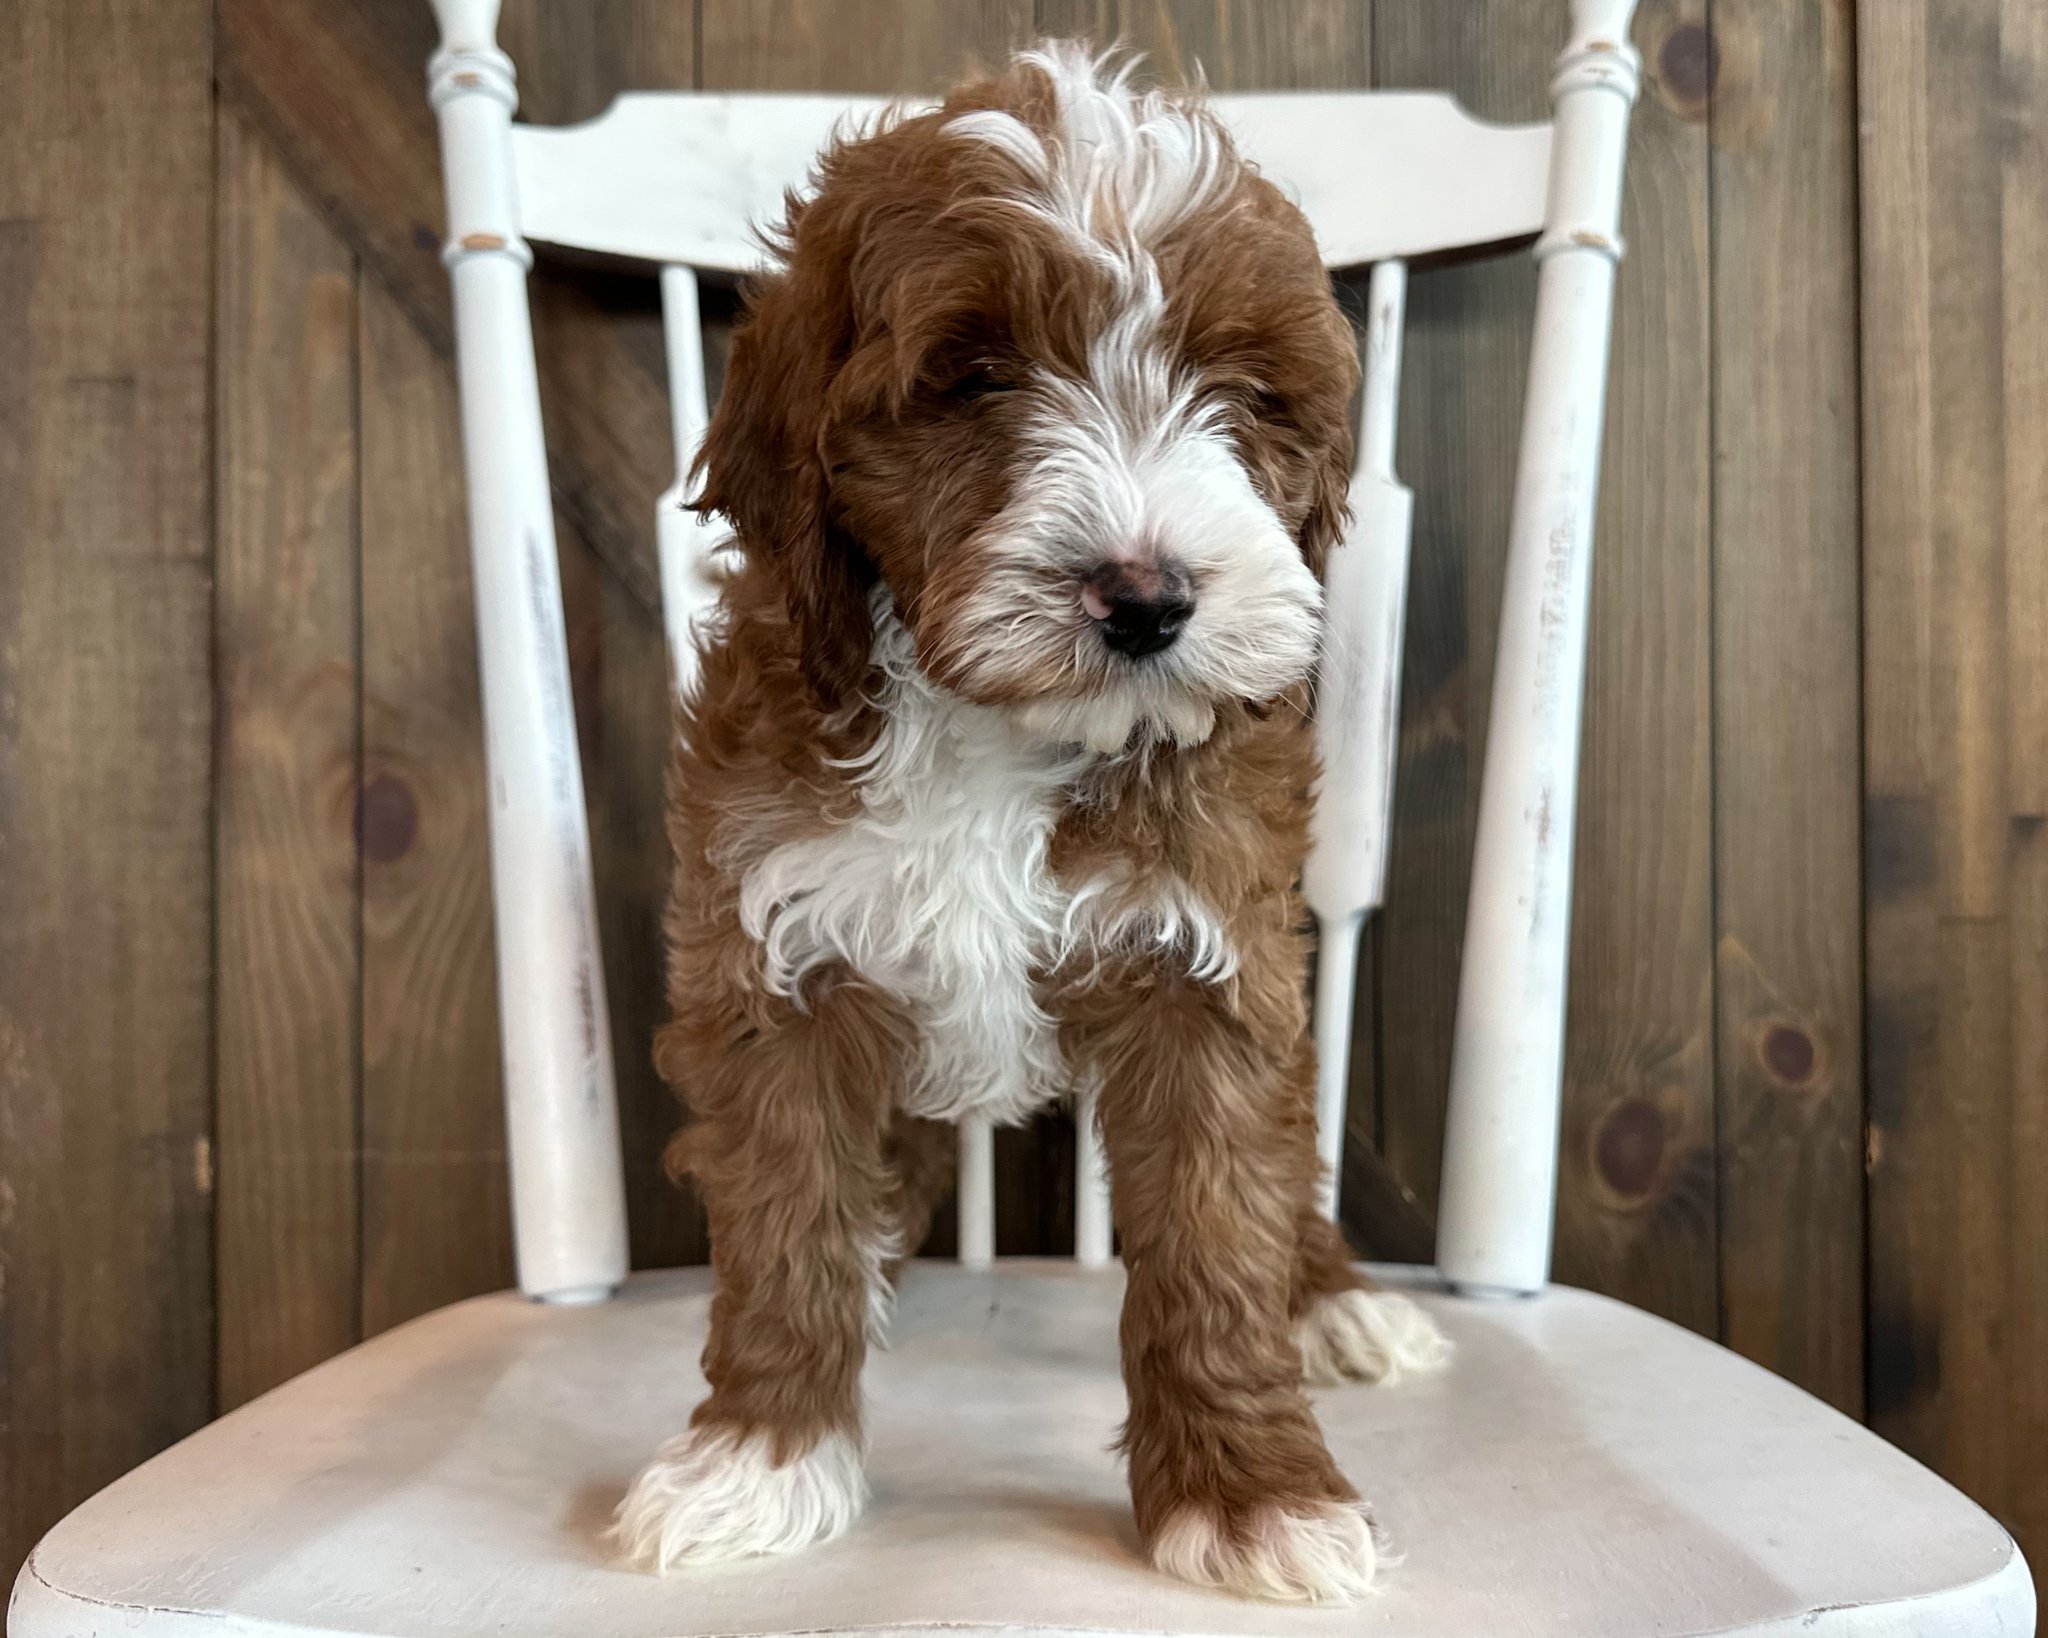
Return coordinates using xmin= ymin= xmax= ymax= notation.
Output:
xmin=1082 ymin=560 xmax=1195 ymax=659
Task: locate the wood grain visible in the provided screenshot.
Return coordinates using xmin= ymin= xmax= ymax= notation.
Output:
xmin=0 ymin=0 xmax=218 ymax=1586
xmin=1861 ymin=0 xmax=2048 ymax=1585
xmin=1553 ymin=0 xmax=1716 ymax=1335
xmin=1706 ymin=0 xmax=1864 ymax=1413
xmin=215 ymin=0 xmax=675 ymax=616
xmin=357 ymin=278 xmax=515 ymax=1334
xmin=1369 ymin=0 xmax=1541 ymax=1224
xmin=1999 ymin=0 xmax=2048 ymax=1570
xmin=702 ymin=0 xmax=1036 ymax=92
xmin=214 ymin=110 xmax=364 ymax=1411
xmin=1083 ymin=0 xmax=1369 ymax=88
xmin=591 ymin=546 xmax=711 ymax=1268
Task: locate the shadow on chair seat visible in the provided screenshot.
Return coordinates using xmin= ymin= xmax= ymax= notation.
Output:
xmin=10 ymin=1263 xmax=2030 ymax=1638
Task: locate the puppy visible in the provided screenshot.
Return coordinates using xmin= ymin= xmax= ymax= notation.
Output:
xmin=614 ymin=42 xmax=1447 ymax=1605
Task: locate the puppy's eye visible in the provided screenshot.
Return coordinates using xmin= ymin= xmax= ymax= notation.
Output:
xmin=946 ymin=366 xmax=1012 ymax=405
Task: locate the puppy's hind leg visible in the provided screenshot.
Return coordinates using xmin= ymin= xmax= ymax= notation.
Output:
xmin=880 ymin=1112 xmax=956 ymax=1289
xmin=1289 ymin=1212 xmax=1451 ymax=1389
xmin=613 ymin=976 xmax=908 ymax=1574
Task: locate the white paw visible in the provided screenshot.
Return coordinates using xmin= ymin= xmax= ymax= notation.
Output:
xmin=610 ymin=1427 xmax=865 ymax=1573
xmin=1296 ymin=1286 xmax=1452 ymax=1387
xmin=1152 ymin=1497 xmax=1379 ymax=1604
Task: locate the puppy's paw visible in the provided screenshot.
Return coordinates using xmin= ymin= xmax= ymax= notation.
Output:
xmin=1296 ymin=1286 xmax=1452 ymax=1387
xmin=1152 ymin=1496 xmax=1379 ymax=1604
xmin=610 ymin=1426 xmax=865 ymax=1573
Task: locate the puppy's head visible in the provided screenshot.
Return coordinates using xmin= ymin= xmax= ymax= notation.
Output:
xmin=697 ymin=43 xmax=1357 ymax=751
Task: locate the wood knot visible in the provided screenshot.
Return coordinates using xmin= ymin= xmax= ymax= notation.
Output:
xmin=1761 ymin=1023 xmax=1817 ymax=1087
xmin=1656 ymin=21 xmax=1717 ymax=120
xmin=1593 ymin=1096 xmax=1668 ymax=1202
xmin=358 ymin=773 xmax=418 ymax=864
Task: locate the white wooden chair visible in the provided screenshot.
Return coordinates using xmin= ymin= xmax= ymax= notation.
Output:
xmin=9 ymin=3 xmax=2034 ymax=1634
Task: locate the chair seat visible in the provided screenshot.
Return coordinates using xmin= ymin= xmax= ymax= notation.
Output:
xmin=11 ymin=1262 xmax=2029 ymax=1638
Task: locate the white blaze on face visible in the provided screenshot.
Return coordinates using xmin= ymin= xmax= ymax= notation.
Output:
xmin=940 ymin=45 xmax=1324 ymax=753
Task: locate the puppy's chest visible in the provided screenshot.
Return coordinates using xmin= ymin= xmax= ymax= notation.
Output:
xmin=736 ymin=676 xmax=1230 ymax=1124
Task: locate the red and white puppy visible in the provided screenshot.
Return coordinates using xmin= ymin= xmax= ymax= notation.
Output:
xmin=613 ymin=43 xmax=1447 ymax=1604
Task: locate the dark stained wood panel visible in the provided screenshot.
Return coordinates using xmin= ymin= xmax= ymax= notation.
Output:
xmin=1084 ymin=0 xmax=1369 ymax=87
xmin=499 ymin=2 xmax=698 ymax=121
xmin=1550 ymin=0 xmax=1716 ymax=1335
xmin=590 ymin=545 xmax=713 ymax=1268
xmin=214 ymin=110 xmax=365 ymax=1411
xmin=1998 ymin=0 xmax=2048 ymax=1575
xmin=356 ymin=277 xmax=516 ymax=1333
xmin=1861 ymin=0 xmax=2048 ymax=1586
xmin=1707 ymin=0 xmax=1864 ymax=1414
xmin=1371 ymin=0 xmax=1718 ymax=1338
xmin=215 ymin=0 xmax=676 ymax=615
xmin=702 ymin=0 xmax=1036 ymax=92
xmin=1368 ymin=0 xmax=1543 ymax=1224
xmin=0 ymin=0 xmax=218 ymax=1587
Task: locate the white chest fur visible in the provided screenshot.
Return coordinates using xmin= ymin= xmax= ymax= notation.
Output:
xmin=735 ymin=612 xmax=1234 ymax=1125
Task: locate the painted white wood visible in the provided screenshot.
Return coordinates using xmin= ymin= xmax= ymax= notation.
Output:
xmin=1305 ymin=260 xmax=1414 ymax=1219
xmin=14 ymin=1264 xmax=2031 ymax=1638
xmin=430 ymin=0 xmax=500 ymax=55
xmin=1308 ymin=919 xmax=1361 ymax=1221
xmin=654 ymin=264 xmax=735 ymax=702
xmin=14 ymin=19 xmax=2035 ymax=1638
xmin=957 ymin=1115 xmax=995 ymax=1269
xmin=426 ymin=1 xmax=628 ymax=1303
xmin=1436 ymin=1 xmax=1644 ymax=1298
xmin=1073 ymin=1090 xmax=1111 ymax=1266
xmin=510 ymin=92 xmax=1552 ymax=273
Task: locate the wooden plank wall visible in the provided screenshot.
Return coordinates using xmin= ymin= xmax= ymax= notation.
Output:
xmin=1 ymin=0 xmax=2042 ymax=1605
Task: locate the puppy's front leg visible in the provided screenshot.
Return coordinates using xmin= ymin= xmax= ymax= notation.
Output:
xmin=1081 ymin=974 xmax=1378 ymax=1604
xmin=613 ymin=977 xmax=904 ymax=1572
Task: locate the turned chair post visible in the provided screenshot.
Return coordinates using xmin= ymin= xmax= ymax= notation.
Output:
xmin=426 ymin=0 xmax=629 ymax=1303
xmin=1437 ymin=0 xmax=1642 ymax=1296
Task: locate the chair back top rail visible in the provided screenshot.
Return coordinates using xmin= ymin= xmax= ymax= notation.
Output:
xmin=427 ymin=0 xmax=1641 ymax=1291
xmin=509 ymin=91 xmax=1553 ymax=275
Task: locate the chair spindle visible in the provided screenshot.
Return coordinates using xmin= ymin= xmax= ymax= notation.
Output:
xmin=1305 ymin=257 xmax=1414 ymax=1220
xmin=958 ymin=1117 xmax=996 ymax=1268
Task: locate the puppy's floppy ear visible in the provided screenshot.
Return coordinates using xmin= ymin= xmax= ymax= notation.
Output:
xmin=1296 ymin=400 xmax=1356 ymax=581
xmin=693 ymin=198 xmax=873 ymax=707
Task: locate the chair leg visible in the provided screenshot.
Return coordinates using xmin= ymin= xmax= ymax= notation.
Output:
xmin=884 ymin=1112 xmax=956 ymax=1278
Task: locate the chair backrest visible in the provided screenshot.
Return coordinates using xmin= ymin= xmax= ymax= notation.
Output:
xmin=423 ymin=0 xmax=1642 ymax=1302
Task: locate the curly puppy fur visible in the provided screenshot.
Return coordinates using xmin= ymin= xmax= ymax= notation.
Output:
xmin=615 ymin=42 xmax=1446 ymax=1604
